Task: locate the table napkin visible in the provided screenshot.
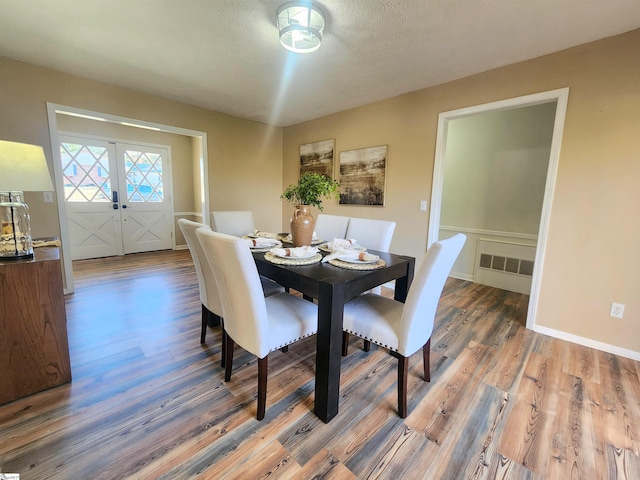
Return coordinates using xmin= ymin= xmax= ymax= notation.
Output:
xmin=252 ymin=229 xmax=279 ymax=239
xmin=325 ymin=238 xmax=358 ymax=251
xmin=322 ymin=248 xmax=380 ymax=263
xmin=245 ymin=237 xmax=281 ymax=248
xmin=270 ymin=246 xmax=319 ymax=257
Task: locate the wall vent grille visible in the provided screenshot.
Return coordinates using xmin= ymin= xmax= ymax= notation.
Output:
xmin=479 ymin=253 xmax=533 ymax=277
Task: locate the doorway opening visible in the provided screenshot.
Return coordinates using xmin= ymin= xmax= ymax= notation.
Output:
xmin=47 ymin=103 xmax=209 ymax=294
xmin=428 ymin=88 xmax=569 ymax=330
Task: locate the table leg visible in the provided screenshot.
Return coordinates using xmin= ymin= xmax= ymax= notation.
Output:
xmin=394 ymin=257 xmax=415 ymax=303
xmin=314 ymin=280 xmax=345 ymax=423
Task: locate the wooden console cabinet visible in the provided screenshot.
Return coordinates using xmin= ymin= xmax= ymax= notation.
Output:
xmin=0 ymin=246 xmax=71 ymax=405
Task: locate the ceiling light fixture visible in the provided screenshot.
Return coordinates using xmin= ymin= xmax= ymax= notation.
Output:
xmin=277 ymin=2 xmax=325 ymax=53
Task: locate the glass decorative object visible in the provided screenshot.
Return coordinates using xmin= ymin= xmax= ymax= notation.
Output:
xmin=0 ymin=191 xmax=34 ymax=259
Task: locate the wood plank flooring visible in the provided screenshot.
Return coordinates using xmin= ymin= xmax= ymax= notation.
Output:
xmin=1 ymin=249 xmax=639 ymax=479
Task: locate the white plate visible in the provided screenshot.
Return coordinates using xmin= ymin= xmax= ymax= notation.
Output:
xmin=320 ymin=243 xmax=366 ymax=252
xmin=249 ymin=241 xmax=281 ymax=248
xmin=274 ymin=251 xmax=317 ymax=259
xmin=338 ymin=255 xmax=379 ymax=264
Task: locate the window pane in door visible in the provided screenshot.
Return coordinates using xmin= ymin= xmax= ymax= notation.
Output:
xmin=124 ymin=150 xmax=164 ymax=202
xmin=60 ymin=142 xmax=111 ymax=202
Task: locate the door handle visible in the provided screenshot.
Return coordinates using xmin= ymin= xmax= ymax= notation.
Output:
xmin=112 ymin=191 xmax=119 ymax=203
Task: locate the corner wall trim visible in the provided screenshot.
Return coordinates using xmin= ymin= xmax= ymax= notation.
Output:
xmin=533 ymin=324 xmax=640 ymax=361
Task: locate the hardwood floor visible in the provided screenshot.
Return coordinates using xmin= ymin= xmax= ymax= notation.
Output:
xmin=1 ymin=249 xmax=639 ymax=479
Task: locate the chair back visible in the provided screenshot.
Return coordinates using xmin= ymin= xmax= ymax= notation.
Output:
xmin=345 ymin=217 xmax=396 ymax=252
xmin=178 ymin=219 xmax=222 ymax=316
xmin=315 ymin=214 xmax=350 ymax=241
xmin=211 ymin=210 xmax=255 ymax=237
xmin=196 ymin=228 xmax=269 ymax=356
xmin=398 ymin=233 xmax=466 ymax=355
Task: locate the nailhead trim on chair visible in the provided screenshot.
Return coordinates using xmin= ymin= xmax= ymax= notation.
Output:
xmin=269 ymin=331 xmax=317 ymax=354
xmin=343 ymin=328 xmax=399 ymax=352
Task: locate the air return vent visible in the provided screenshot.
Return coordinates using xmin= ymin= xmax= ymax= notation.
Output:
xmin=475 ymin=239 xmax=536 ymax=294
xmin=478 ymin=253 xmax=534 ymax=277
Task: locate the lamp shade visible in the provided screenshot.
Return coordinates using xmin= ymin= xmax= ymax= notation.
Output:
xmin=0 ymin=140 xmax=54 ymax=192
xmin=277 ymin=2 xmax=325 ymax=53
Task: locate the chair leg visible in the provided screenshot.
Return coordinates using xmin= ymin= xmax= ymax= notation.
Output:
xmin=208 ymin=311 xmax=222 ymax=328
xmin=257 ymin=356 xmax=268 ymax=420
xmin=221 ymin=329 xmax=227 ymax=368
xmin=363 ymin=340 xmax=371 ymax=352
xmin=398 ymin=355 xmax=409 ymax=418
xmin=224 ymin=334 xmax=235 ymax=382
xmin=342 ymin=332 xmax=350 ymax=356
xmin=200 ymin=304 xmax=208 ymax=344
xmin=423 ymin=338 xmax=431 ymax=382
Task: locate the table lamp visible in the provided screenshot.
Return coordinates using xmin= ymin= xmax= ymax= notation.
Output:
xmin=0 ymin=140 xmax=54 ymax=260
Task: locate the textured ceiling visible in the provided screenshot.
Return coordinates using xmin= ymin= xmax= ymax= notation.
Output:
xmin=0 ymin=0 xmax=638 ymax=127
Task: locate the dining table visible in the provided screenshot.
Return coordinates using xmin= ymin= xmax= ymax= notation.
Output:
xmin=252 ymin=246 xmax=415 ymax=423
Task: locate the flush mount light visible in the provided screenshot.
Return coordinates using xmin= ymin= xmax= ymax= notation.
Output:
xmin=277 ymin=2 xmax=325 ymax=53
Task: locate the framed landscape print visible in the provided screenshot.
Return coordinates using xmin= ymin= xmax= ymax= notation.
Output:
xmin=300 ymin=139 xmax=335 ymax=178
xmin=339 ymin=145 xmax=387 ymax=206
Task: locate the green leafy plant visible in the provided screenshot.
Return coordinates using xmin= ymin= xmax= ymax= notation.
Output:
xmin=281 ymin=172 xmax=340 ymax=211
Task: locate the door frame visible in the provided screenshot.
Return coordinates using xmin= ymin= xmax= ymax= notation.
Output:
xmin=47 ymin=103 xmax=209 ymax=294
xmin=427 ymin=87 xmax=569 ymax=330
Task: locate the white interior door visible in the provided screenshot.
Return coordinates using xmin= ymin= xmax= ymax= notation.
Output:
xmin=60 ymin=135 xmax=123 ymax=260
xmin=116 ymin=143 xmax=172 ymax=254
xmin=60 ymin=135 xmax=173 ymax=260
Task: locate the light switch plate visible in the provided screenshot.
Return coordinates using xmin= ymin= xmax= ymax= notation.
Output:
xmin=43 ymin=191 xmax=54 ymax=203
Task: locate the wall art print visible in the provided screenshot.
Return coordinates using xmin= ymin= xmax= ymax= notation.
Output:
xmin=339 ymin=145 xmax=387 ymax=206
xmin=299 ymin=139 xmax=335 ymax=179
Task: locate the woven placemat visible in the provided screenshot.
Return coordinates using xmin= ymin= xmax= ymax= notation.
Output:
xmin=328 ymin=258 xmax=386 ymax=270
xmin=264 ymin=252 xmax=322 ymax=265
xmin=279 ymin=236 xmax=324 ymax=246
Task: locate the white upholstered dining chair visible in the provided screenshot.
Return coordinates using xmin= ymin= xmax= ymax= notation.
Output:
xmin=341 ymin=233 xmax=466 ymax=418
xmin=210 ymin=210 xmax=255 ymax=238
xmin=179 ymin=220 xmax=283 ymax=355
xmin=178 ymin=219 xmax=224 ymax=344
xmin=345 ymin=217 xmax=396 ymax=253
xmin=195 ymin=228 xmax=318 ymax=420
xmin=314 ymin=214 xmax=351 ymax=242
xmin=344 ymin=217 xmax=398 ymax=351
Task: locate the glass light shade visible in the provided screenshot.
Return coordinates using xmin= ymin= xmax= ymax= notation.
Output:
xmin=0 ymin=192 xmax=34 ymax=259
xmin=0 ymin=140 xmax=54 ymax=260
xmin=277 ymin=3 xmax=325 ymax=53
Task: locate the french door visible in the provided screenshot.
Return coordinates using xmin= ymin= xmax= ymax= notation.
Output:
xmin=59 ymin=134 xmax=173 ymax=260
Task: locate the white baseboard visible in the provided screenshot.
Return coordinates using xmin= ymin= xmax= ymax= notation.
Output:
xmin=174 ymin=245 xmax=189 ymax=251
xmin=450 ymin=272 xmax=474 ymax=282
xmin=533 ymin=324 xmax=640 ymax=361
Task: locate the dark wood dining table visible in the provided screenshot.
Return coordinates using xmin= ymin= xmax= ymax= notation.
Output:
xmin=253 ymin=248 xmax=415 ymax=423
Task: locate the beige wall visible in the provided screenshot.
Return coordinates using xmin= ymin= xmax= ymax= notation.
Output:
xmin=0 ymin=55 xmax=284 ymax=244
xmin=283 ymin=29 xmax=640 ymax=354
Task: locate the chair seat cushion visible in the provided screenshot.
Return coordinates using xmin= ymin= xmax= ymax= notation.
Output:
xmin=264 ymin=293 xmax=318 ymax=355
xmin=343 ymin=293 xmax=404 ymax=353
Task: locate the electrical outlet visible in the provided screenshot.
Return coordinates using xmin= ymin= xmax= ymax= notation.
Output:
xmin=610 ymin=303 xmax=625 ymax=319
xmin=420 ymin=200 xmax=427 ymax=211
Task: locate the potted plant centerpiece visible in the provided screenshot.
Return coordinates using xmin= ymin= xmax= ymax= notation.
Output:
xmin=281 ymin=172 xmax=340 ymax=246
